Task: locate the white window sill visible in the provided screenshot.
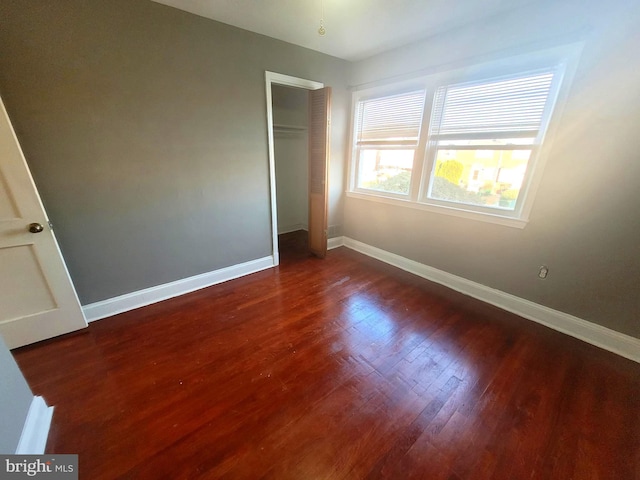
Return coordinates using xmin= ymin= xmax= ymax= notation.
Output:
xmin=346 ymin=191 xmax=529 ymax=229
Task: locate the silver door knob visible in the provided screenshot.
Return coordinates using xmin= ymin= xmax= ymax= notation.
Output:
xmin=28 ymin=223 xmax=44 ymax=233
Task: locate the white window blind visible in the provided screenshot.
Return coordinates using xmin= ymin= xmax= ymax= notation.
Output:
xmin=430 ymin=70 xmax=557 ymax=137
xmin=355 ymin=90 xmax=426 ymax=144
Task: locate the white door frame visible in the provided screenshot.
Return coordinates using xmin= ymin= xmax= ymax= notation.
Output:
xmin=265 ymin=71 xmax=324 ymax=265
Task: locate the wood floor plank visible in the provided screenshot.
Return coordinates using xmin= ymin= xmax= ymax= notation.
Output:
xmin=11 ymin=230 xmax=640 ymax=479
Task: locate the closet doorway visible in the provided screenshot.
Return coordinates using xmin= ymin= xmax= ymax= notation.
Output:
xmin=265 ymin=72 xmax=331 ymax=264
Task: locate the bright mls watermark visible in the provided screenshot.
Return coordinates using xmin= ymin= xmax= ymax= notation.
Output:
xmin=0 ymin=455 xmax=77 ymax=479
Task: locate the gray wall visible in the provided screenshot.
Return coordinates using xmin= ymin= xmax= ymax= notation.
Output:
xmin=346 ymin=0 xmax=640 ymax=338
xmin=0 ymin=0 xmax=637 ymax=340
xmin=272 ymin=85 xmax=309 ymax=234
xmin=0 ymin=337 xmax=33 ymax=453
xmin=0 ymin=0 xmax=348 ymax=304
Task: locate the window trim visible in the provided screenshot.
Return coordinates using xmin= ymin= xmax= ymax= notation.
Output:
xmin=350 ymin=84 xmax=428 ymax=199
xmin=347 ymin=43 xmax=583 ymax=228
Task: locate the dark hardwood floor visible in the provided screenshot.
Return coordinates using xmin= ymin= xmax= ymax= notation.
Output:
xmin=13 ymin=230 xmax=640 ymax=479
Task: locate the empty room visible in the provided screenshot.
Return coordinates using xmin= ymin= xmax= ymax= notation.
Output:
xmin=0 ymin=0 xmax=639 ymax=478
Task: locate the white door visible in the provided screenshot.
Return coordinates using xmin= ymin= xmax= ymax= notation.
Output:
xmin=0 ymin=96 xmax=86 ymax=349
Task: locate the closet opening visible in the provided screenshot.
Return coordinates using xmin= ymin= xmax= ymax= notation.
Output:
xmin=265 ymin=72 xmax=331 ymax=264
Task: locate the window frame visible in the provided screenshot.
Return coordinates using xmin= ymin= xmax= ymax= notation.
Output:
xmin=350 ymin=83 xmax=429 ymax=200
xmin=347 ymin=44 xmax=583 ymax=228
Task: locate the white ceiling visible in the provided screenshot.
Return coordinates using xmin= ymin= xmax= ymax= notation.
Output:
xmin=151 ymin=0 xmax=539 ymax=61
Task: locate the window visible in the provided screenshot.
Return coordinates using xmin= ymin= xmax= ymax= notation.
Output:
xmin=348 ymin=47 xmax=577 ymax=227
xmin=352 ymin=90 xmax=426 ymax=196
xmin=425 ymin=70 xmax=557 ymax=211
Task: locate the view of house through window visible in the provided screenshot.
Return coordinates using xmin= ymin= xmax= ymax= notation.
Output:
xmin=429 ymin=139 xmax=534 ymax=210
xmin=349 ymin=60 xmax=567 ymax=224
xmin=425 ymin=70 xmax=556 ymax=211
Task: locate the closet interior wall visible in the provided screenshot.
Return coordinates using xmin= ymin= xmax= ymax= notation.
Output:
xmin=272 ymin=85 xmax=309 ymax=235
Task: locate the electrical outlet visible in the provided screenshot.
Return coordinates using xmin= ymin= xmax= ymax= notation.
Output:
xmin=538 ymin=265 xmax=549 ymax=279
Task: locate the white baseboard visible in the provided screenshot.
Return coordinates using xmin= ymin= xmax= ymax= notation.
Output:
xmin=342 ymin=237 xmax=640 ymax=363
xmin=278 ymin=224 xmax=308 ymax=235
xmin=327 ymin=236 xmax=344 ymax=250
xmin=83 ymin=256 xmax=275 ymax=322
xmin=16 ymin=396 xmax=53 ymax=454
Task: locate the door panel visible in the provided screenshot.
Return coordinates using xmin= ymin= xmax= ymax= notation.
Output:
xmin=308 ymin=87 xmax=331 ymax=258
xmin=0 ymin=96 xmax=86 ymax=349
xmin=0 ymin=245 xmax=57 ymax=319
